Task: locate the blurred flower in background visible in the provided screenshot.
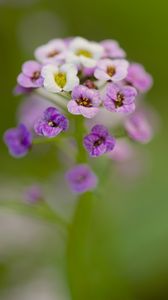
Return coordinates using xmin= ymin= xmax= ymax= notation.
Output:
xmin=17 ymin=95 xmax=50 ymax=130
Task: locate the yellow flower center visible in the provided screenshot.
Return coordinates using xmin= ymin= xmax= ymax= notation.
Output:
xmin=54 ymin=72 xmax=67 ymax=88
xmin=47 ymin=50 xmax=60 ymax=58
xmin=106 ymin=66 xmax=116 ymax=77
xmin=115 ymin=93 xmax=124 ymax=108
xmin=76 ymin=49 xmax=92 ymax=58
xmin=76 ymin=97 xmax=93 ymax=107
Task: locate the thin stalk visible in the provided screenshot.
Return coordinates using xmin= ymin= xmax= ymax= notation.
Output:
xmin=35 ymin=88 xmax=68 ymax=112
xmin=33 ymin=136 xmax=63 ymax=145
xmin=0 ymin=200 xmax=69 ymax=229
xmin=73 ymin=116 xmax=87 ymax=163
xmin=33 ymin=136 xmax=74 ymax=162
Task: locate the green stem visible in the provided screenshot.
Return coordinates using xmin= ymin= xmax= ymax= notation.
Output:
xmin=66 ymin=191 xmax=96 ymax=298
xmin=33 ymin=135 xmax=65 ymax=145
xmin=73 ymin=116 xmax=87 ymax=163
xmin=33 ymin=136 xmax=74 ymax=162
xmin=41 ymin=201 xmax=69 ymax=229
xmin=35 ymin=88 xmax=68 ymax=112
xmin=112 ymin=128 xmax=128 ymax=139
xmin=0 ymin=200 xmax=69 ymax=229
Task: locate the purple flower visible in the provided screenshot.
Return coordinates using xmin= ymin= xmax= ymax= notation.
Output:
xmin=108 ymin=138 xmax=134 ymax=162
xmin=17 ymin=95 xmax=50 ymax=130
xmin=104 ymin=83 xmax=137 ymax=113
xmin=4 ymin=124 xmax=32 ymax=158
xmin=34 ymin=107 xmax=69 ymax=138
xmin=126 ymin=63 xmax=153 ymax=93
xmin=83 ymin=124 xmax=116 ymax=157
xmin=17 ymin=60 xmax=43 ymax=88
xmin=35 ymin=39 xmax=67 ymax=64
xmin=100 ymin=39 xmax=126 ymax=58
xmin=13 ymin=84 xmax=33 ymax=95
xmin=94 ymin=59 xmax=129 ymax=82
xmin=125 ymin=111 xmax=153 ymax=143
xmin=67 ymin=85 xmax=101 ymax=118
xmin=24 ymin=185 xmax=43 ymax=203
xmin=65 ymin=164 xmax=98 ymax=194
xmin=82 ymin=67 xmax=96 ymax=77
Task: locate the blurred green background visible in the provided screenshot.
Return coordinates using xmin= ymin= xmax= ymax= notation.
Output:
xmin=0 ymin=0 xmax=168 ymax=299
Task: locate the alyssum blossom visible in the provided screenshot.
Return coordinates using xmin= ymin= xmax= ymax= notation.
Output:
xmin=83 ymin=125 xmax=116 ymax=157
xmin=4 ymin=36 xmax=156 ymax=195
xmin=65 ymin=164 xmax=98 ymax=194
xmin=34 ymin=107 xmax=69 ymax=138
xmin=108 ymin=138 xmax=135 ymax=162
xmin=124 ymin=111 xmax=153 ymax=143
xmin=101 ymin=39 xmax=126 ymax=59
xmin=66 ymin=37 xmax=104 ymax=68
xmin=17 ymin=60 xmax=43 ymax=88
xmin=126 ymin=63 xmax=153 ymax=93
xmin=41 ymin=63 xmax=79 ymax=93
xmin=4 ymin=124 xmax=32 ymax=158
xmin=67 ymin=85 xmax=101 ymax=118
xmin=94 ymin=59 xmax=129 ymax=82
xmin=35 ymin=39 xmax=67 ymax=64
xmin=104 ymin=83 xmax=137 ymax=113
xmin=17 ymin=95 xmax=50 ymax=130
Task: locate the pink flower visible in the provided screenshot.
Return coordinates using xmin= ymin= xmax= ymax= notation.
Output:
xmin=17 ymin=60 xmax=43 ymax=88
xmin=104 ymin=83 xmax=137 ymax=113
xmin=67 ymin=85 xmax=101 ymax=118
xmin=94 ymin=59 xmax=129 ymax=82
xmin=101 ymin=39 xmax=126 ymax=58
xmin=126 ymin=63 xmax=153 ymax=93
xmin=34 ymin=39 xmax=67 ymax=64
xmin=108 ymin=139 xmax=134 ymax=162
xmin=125 ymin=111 xmax=153 ymax=143
xmin=65 ymin=164 xmax=98 ymax=194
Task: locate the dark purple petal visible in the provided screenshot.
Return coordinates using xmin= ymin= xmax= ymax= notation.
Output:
xmin=34 ymin=107 xmax=69 ymax=138
xmin=91 ymin=124 xmax=109 ymax=137
xmin=83 ymin=124 xmax=116 ymax=157
xmin=105 ymin=135 xmax=116 ymax=152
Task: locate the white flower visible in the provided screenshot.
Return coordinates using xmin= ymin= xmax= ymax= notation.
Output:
xmin=41 ymin=63 xmax=79 ymax=93
xmin=66 ymin=37 xmax=104 ymax=68
xmin=34 ymin=39 xmax=67 ymax=64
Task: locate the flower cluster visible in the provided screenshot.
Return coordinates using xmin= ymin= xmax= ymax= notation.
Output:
xmin=4 ymin=37 xmax=156 ymax=194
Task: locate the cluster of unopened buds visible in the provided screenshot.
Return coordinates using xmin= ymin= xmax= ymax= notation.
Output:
xmin=4 ymin=37 xmax=156 ymax=195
